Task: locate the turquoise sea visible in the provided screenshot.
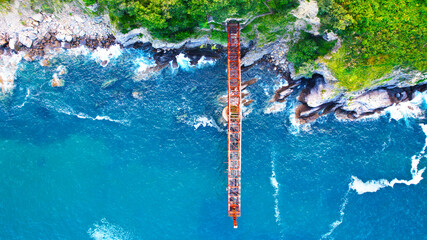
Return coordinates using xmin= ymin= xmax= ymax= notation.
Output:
xmin=0 ymin=47 xmax=426 ymax=239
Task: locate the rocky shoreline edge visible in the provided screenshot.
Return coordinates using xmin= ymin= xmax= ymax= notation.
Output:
xmin=1 ymin=9 xmax=426 ymax=125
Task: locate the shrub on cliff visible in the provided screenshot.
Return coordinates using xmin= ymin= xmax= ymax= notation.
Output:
xmin=287 ymin=32 xmax=336 ymax=72
xmin=84 ymin=0 xmax=298 ymax=42
xmin=318 ymin=0 xmax=426 ymax=91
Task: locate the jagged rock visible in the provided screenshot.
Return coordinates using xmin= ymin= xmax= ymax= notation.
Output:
xmin=51 ymin=73 xmax=64 ymax=87
xmin=272 ymin=85 xmax=295 ymax=102
xmin=18 ymin=35 xmax=33 ymax=48
xmin=65 ymin=35 xmax=73 ymax=42
xmin=40 ymin=59 xmax=50 ymax=66
xmin=31 ymin=13 xmax=44 ymax=22
xmin=334 ymin=108 xmax=357 ymax=120
xmin=23 ymin=53 xmax=34 ymax=62
xmin=299 ymin=75 xmax=341 ymax=108
xmin=132 ymin=91 xmax=143 ymax=99
xmin=9 ymin=38 xmax=17 ymax=50
xmin=56 ymin=65 xmax=68 ymax=75
xmin=295 ymin=103 xmax=320 ymax=124
xmin=242 ymin=78 xmax=258 ymax=90
xmin=342 ymin=89 xmax=393 ymax=115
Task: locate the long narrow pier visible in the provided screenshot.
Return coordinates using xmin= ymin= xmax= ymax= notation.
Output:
xmin=227 ymin=22 xmax=241 ymax=229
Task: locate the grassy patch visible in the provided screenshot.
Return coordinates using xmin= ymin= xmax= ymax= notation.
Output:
xmin=211 ymin=30 xmax=227 ymax=44
xmin=318 ymin=0 xmax=426 ymax=91
xmin=324 ymin=47 xmax=395 ymax=91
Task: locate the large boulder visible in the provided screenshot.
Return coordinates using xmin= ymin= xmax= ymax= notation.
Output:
xmin=9 ymin=38 xmax=17 ymax=50
xmin=18 ymin=35 xmax=33 ymax=48
xmin=31 ymin=13 xmax=44 ymax=22
xmin=299 ymin=75 xmax=341 ymax=108
xmin=342 ymin=89 xmax=393 ymax=115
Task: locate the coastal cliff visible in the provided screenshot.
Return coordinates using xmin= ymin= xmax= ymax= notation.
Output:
xmin=0 ymin=0 xmax=425 ymax=124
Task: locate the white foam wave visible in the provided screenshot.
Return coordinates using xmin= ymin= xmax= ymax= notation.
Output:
xmin=198 ymin=56 xmax=216 ymax=66
xmin=270 ymin=157 xmax=281 ymax=225
xmin=321 ymin=190 xmax=350 ymax=240
xmin=0 ymin=52 xmax=23 ymax=96
xmin=91 ymin=44 xmax=122 ymax=67
xmin=88 ymin=218 xmax=131 ymax=240
xmin=133 ymin=56 xmax=156 ymax=81
xmin=264 ymin=102 xmax=287 ymax=115
xmin=57 ymin=108 xmax=130 ymax=126
xmin=321 ymin=124 xmax=427 ymax=239
xmin=15 ymin=88 xmax=31 ymax=109
xmin=350 ymin=123 xmax=427 ymax=194
xmin=176 ymin=53 xmax=191 ymax=70
xmin=186 ymin=116 xmax=224 ymax=132
xmin=67 ymin=45 xmax=91 ymax=57
xmin=175 ymin=53 xmax=216 ymax=71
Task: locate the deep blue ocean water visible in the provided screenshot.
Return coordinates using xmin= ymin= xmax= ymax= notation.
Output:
xmin=0 ymin=47 xmax=426 ymax=239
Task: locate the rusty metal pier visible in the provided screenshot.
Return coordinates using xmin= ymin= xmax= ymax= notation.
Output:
xmin=226 ymin=21 xmax=241 ymax=229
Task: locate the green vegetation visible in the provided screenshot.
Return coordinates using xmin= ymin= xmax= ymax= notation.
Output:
xmin=287 ymin=32 xmax=336 ymax=71
xmin=318 ymin=0 xmax=426 ymax=91
xmin=81 ymin=0 xmax=298 ymax=42
xmin=0 ymin=0 xmax=11 ymax=11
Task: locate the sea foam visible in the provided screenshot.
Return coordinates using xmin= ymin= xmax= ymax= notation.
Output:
xmin=175 ymin=53 xmax=216 ymax=71
xmin=0 ymin=52 xmax=23 ymax=95
xmin=349 ymin=123 xmax=427 ymax=194
xmin=91 ymin=44 xmax=123 ymax=67
xmin=186 ymin=115 xmax=224 ymax=132
xmin=321 ymin=124 xmax=427 ymax=239
xmin=270 ymin=155 xmax=281 ymax=225
xmin=56 ymin=107 xmax=131 ymax=126
xmin=88 ymin=218 xmax=131 ymax=240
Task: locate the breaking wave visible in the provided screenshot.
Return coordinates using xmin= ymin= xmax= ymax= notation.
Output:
xmin=56 ymin=107 xmax=131 ymax=126
xmin=185 ymin=115 xmax=224 ymax=132
xmin=91 ymin=44 xmax=123 ymax=67
xmin=384 ymin=91 xmax=427 ymax=122
xmin=321 ymin=190 xmax=350 ymax=240
xmin=88 ymin=218 xmax=131 ymax=240
xmin=321 ymin=124 xmax=427 ymax=239
xmin=270 ymin=154 xmax=282 ymax=226
xmin=0 ymin=51 xmax=23 ymax=95
xmin=350 ymin=123 xmax=426 ymax=194
xmin=175 ymin=53 xmax=216 ymax=71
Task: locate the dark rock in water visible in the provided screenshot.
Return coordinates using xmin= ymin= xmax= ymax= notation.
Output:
xmin=101 ymin=78 xmax=118 ymax=89
xmin=62 ymin=42 xmax=71 ymax=49
xmin=295 ymin=103 xmax=320 ymax=124
xmin=272 ymin=85 xmax=292 ymax=103
xmin=101 ymin=60 xmax=108 ymax=67
xmin=415 ymin=84 xmax=427 ymax=93
xmin=242 ymin=78 xmax=258 ymax=90
xmin=243 ymin=99 xmax=254 ymax=106
xmin=130 ymin=41 xmax=152 ymax=50
xmin=320 ymin=102 xmax=339 ymax=116
xmin=171 ymin=59 xmax=178 ymax=69
xmin=184 ymin=48 xmax=221 ymax=62
xmin=153 ymin=49 xmax=178 ymax=65
xmin=334 ymin=108 xmax=357 ymax=120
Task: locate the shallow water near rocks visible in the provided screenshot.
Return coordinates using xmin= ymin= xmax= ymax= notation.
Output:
xmin=0 ymin=48 xmax=426 ymax=239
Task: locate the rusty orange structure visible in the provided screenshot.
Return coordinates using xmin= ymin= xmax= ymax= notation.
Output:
xmin=227 ymin=21 xmax=241 ymax=229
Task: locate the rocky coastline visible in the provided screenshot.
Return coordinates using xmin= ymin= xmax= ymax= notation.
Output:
xmin=1 ymin=1 xmax=426 ymax=125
